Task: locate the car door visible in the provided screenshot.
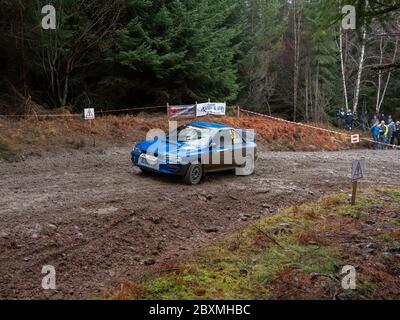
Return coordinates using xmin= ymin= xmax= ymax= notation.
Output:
xmin=217 ymin=129 xmax=236 ymax=169
xmin=230 ymin=129 xmax=247 ymax=167
xmin=204 ymin=130 xmax=231 ymax=172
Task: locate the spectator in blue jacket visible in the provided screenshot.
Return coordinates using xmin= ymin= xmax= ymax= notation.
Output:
xmin=370 ymin=122 xmax=380 ymax=149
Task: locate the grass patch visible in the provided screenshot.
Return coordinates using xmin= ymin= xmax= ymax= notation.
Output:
xmin=105 ymin=187 xmax=400 ymax=300
xmin=0 ymin=139 xmax=16 ymax=160
xmin=0 ymin=139 xmax=11 ymax=154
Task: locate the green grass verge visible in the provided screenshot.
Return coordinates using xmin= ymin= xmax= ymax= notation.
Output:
xmin=108 ymin=187 xmax=400 ymax=300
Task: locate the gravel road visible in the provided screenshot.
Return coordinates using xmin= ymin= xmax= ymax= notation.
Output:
xmin=1 ymin=148 xmax=399 ymax=299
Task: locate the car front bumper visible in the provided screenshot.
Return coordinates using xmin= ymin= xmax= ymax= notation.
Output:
xmin=131 ymin=152 xmax=189 ymax=176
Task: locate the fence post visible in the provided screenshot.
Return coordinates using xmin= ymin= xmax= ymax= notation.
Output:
xmin=237 ymin=106 xmax=240 ymax=118
xmin=166 ymin=103 xmax=170 ymax=118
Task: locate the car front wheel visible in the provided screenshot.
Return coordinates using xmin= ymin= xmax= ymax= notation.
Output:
xmin=236 ymin=154 xmax=255 ymax=176
xmin=184 ymin=163 xmax=203 ymax=185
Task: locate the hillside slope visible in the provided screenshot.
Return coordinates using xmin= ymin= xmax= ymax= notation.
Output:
xmin=0 ymin=115 xmax=350 ymax=160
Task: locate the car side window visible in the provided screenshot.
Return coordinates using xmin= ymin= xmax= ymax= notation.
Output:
xmin=213 ymin=130 xmax=233 ymax=147
xmin=231 ymin=130 xmax=243 ymax=145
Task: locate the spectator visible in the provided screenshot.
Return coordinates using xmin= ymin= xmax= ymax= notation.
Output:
xmin=336 ymin=109 xmax=345 ymax=123
xmin=387 ymin=120 xmax=396 ymax=145
xmin=370 ymin=114 xmax=379 ymax=127
xmin=360 ymin=111 xmax=368 ymax=132
xmin=345 ymin=112 xmax=354 ymax=131
xmin=387 ymin=115 xmax=393 ymax=125
xmin=378 ymin=121 xmax=388 ymax=148
xmin=371 ymin=122 xmax=380 ymax=149
xmin=396 ymin=121 xmax=400 ymax=146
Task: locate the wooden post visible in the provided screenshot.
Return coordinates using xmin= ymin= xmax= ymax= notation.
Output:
xmin=237 ymin=106 xmax=240 ymax=118
xmin=91 ymin=120 xmax=96 ymax=147
xmin=166 ymin=103 xmax=169 ymax=119
xmin=351 ymin=181 xmax=358 ymax=205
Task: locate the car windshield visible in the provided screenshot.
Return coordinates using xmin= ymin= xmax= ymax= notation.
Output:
xmin=166 ymin=125 xmax=212 ymax=143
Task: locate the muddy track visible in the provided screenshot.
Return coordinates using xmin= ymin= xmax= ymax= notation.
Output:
xmin=0 ymin=147 xmax=399 ymax=299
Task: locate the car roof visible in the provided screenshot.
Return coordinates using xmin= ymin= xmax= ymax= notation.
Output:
xmin=187 ymin=122 xmax=231 ymax=130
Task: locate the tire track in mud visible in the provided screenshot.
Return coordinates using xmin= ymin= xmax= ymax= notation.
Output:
xmin=0 ymin=147 xmax=399 ymax=299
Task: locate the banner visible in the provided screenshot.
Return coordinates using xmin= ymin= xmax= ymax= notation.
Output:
xmin=168 ymin=105 xmax=196 ymax=120
xmin=196 ymin=102 xmax=226 ymax=117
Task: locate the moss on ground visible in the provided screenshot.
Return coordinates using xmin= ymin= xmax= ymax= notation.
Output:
xmin=0 ymin=139 xmax=16 ymax=160
xmin=105 ymin=188 xmax=400 ymax=300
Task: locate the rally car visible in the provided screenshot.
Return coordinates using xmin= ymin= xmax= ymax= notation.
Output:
xmin=131 ymin=122 xmax=257 ymax=185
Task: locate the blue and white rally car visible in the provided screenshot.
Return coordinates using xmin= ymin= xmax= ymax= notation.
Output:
xmin=131 ymin=122 xmax=257 ymax=185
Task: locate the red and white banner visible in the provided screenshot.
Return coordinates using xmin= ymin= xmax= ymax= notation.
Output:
xmin=167 ymin=102 xmax=226 ymax=119
xmin=167 ymin=105 xmax=196 ymax=120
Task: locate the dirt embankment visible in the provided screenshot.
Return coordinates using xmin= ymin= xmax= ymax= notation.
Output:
xmin=0 ymin=115 xmax=350 ymax=160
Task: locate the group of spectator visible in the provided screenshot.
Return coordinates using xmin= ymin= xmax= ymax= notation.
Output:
xmin=337 ymin=110 xmax=400 ymax=149
xmin=370 ymin=115 xmax=400 ymax=149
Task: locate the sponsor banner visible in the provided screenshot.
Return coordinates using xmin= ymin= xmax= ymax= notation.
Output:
xmin=168 ymin=105 xmax=196 ymax=120
xmin=196 ymin=102 xmax=226 ymax=117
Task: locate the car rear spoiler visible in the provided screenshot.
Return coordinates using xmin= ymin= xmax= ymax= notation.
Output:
xmin=238 ymin=129 xmax=256 ymax=143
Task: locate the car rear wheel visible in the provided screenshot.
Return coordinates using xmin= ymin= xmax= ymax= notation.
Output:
xmin=184 ymin=163 xmax=203 ymax=185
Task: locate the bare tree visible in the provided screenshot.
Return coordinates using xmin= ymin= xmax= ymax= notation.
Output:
xmin=339 ymin=24 xmax=350 ymax=112
xmin=292 ymin=0 xmax=302 ymax=122
xmin=38 ymin=0 xmax=121 ymax=108
xmin=352 ymin=0 xmax=369 ymax=114
xmin=375 ymin=36 xmax=399 ymax=113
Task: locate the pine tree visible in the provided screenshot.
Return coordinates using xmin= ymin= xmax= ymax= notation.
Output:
xmin=103 ymin=0 xmax=244 ymax=106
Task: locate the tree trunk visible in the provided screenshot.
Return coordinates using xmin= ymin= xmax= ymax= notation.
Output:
xmin=293 ymin=0 xmax=301 ymax=122
xmin=339 ymin=24 xmax=349 ymax=112
xmin=376 ymin=37 xmax=384 ymax=113
xmin=377 ymin=38 xmax=398 ymax=113
xmin=305 ymin=69 xmax=309 ymax=121
xmin=353 ymin=0 xmax=368 ymax=115
xmin=315 ymin=63 xmax=320 ymax=122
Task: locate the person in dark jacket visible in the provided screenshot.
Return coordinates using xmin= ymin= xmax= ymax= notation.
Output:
xmin=387 ymin=120 xmax=396 ymax=145
xmin=396 ymin=121 xmax=400 ymax=146
xmin=360 ymin=111 xmax=368 ymax=132
xmin=345 ymin=112 xmax=354 ymax=131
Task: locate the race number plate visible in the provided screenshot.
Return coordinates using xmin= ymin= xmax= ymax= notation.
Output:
xmin=138 ymin=154 xmax=159 ymax=170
